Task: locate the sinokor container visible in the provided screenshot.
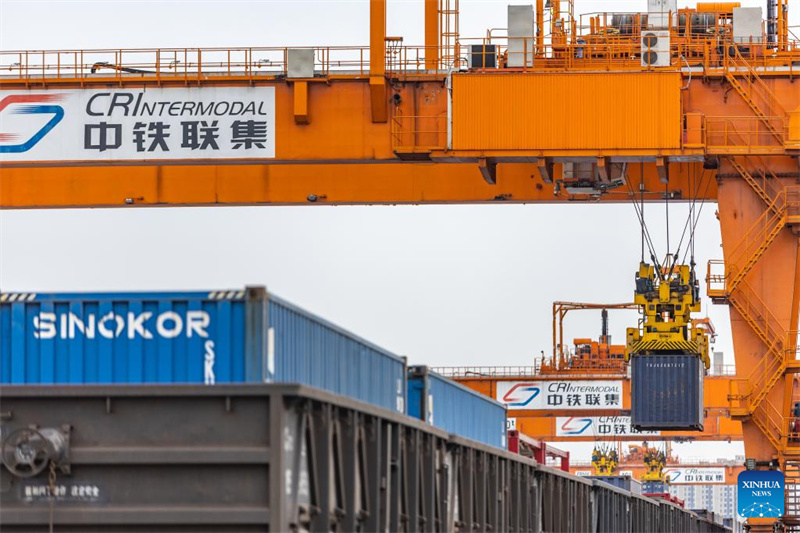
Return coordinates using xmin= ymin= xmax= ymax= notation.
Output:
xmin=0 ymin=287 xmax=406 ymax=413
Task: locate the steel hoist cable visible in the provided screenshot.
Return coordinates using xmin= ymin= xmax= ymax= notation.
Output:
xmin=624 ymin=163 xmax=662 ymax=277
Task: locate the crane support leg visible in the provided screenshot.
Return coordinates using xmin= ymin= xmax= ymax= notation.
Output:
xmin=369 ymin=0 xmax=388 ymax=123
xmin=424 ymin=0 xmax=439 ymax=70
xmin=717 ymin=160 xmax=800 ymax=527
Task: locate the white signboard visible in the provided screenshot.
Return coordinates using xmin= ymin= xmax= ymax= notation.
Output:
xmin=496 ymin=380 xmax=623 ymax=411
xmin=555 ymin=416 xmax=660 ymax=437
xmin=664 ymin=467 xmax=726 ymax=484
xmin=0 ymin=88 xmax=276 ymax=162
xmin=506 ymin=418 xmax=517 ymax=431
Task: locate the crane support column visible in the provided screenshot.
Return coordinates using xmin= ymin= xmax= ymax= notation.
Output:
xmin=369 ymin=0 xmax=388 ymax=122
xmin=425 ymin=0 xmax=439 ymax=70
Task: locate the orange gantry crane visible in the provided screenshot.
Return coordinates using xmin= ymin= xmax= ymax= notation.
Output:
xmin=1 ymin=0 xmax=800 ymax=529
xmin=571 ymin=443 xmax=746 ymax=485
xmin=437 ymin=302 xmax=742 ymax=442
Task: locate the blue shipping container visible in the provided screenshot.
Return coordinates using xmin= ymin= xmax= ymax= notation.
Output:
xmin=631 ymin=354 xmax=704 ymax=431
xmin=407 ymin=365 xmax=507 ymax=449
xmin=0 ymin=288 xmax=406 ymax=413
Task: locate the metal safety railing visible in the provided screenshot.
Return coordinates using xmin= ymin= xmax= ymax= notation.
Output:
xmin=708 ymin=186 xmax=800 ymax=297
xmin=570 ymin=456 xmax=742 ymax=466
xmin=0 ymin=45 xmax=455 ymax=83
xmin=702 ymin=116 xmax=788 ymax=152
xmin=0 ymin=47 xmax=371 ymax=81
xmin=436 ymin=362 xmax=737 ymax=379
xmin=433 ymin=365 xmax=543 ymax=378
xmin=390 ymin=113 xmax=448 ymax=152
xmin=724 ymin=286 xmax=795 ymax=410
xmin=2 ymin=26 xmax=798 ymax=85
xmin=709 ymin=364 xmax=738 ymax=376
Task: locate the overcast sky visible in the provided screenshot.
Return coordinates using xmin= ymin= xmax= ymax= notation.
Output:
xmin=3 ymin=0 xmax=784 ymax=461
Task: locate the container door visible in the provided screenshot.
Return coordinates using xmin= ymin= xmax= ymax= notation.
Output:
xmin=406 ymin=376 xmax=426 ymax=421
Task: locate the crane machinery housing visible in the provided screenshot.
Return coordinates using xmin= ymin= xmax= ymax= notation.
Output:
xmin=2 ymin=0 xmax=800 ymax=530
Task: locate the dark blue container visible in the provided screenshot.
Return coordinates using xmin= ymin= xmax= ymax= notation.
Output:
xmin=0 ymin=287 xmax=406 ymax=413
xmin=631 ymin=354 xmax=704 ymax=431
xmin=407 ymin=365 xmax=507 ymax=449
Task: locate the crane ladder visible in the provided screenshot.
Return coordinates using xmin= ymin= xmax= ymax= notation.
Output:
xmin=724 ymin=46 xmax=787 ymax=145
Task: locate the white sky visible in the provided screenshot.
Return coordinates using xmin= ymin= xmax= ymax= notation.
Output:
xmin=3 ymin=0 xmax=790 ymax=463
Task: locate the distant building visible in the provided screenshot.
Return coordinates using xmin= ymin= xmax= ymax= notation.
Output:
xmin=670 ymin=484 xmax=735 ymax=517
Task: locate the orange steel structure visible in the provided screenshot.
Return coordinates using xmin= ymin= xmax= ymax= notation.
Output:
xmin=2 ymin=0 xmax=800 ymax=527
xmin=548 ymin=301 xmax=638 ymax=374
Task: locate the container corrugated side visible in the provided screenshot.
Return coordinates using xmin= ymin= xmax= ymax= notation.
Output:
xmin=0 ymin=289 xmax=264 ymax=385
xmin=451 ymin=72 xmax=682 ymax=151
xmin=631 ymin=354 xmax=704 ymax=431
xmin=269 ymin=295 xmax=406 ymax=414
xmin=407 ymin=365 xmax=507 ymax=449
xmin=0 ymin=288 xmax=406 ymax=414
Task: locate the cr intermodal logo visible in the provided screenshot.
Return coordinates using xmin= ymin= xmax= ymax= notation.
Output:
xmin=738 ymin=470 xmax=785 ymax=518
xmin=0 ymin=94 xmax=64 ymax=153
xmin=667 ymin=469 xmax=683 ymax=483
xmin=559 ymin=417 xmax=592 ymax=435
xmin=501 ymin=383 xmax=541 ymax=407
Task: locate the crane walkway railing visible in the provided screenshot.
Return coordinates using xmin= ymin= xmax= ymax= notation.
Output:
xmin=2 ymin=32 xmax=799 ymax=85
xmin=390 ymin=114 xmax=448 ymax=152
xmin=725 ymin=188 xmax=791 ymax=293
xmin=702 ymin=116 xmax=789 ymax=153
xmin=434 ymin=363 xmax=737 ymax=379
xmin=433 ymin=365 xmax=543 ymax=378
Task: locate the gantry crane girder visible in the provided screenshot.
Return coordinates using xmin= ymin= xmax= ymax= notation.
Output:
xmin=2 ymin=69 xmax=798 ymax=208
xmin=2 ymin=2 xmax=800 ymax=516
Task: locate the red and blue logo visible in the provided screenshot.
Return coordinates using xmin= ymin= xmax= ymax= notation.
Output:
xmin=559 ymin=417 xmax=592 ymax=435
xmin=0 ymin=94 xmax=64 ymax=153
xmin=501 ymin=383 xmax=541 ymax=407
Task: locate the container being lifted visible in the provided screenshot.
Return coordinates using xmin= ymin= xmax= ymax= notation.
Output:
xmin=0 ymin=287 xmax=407 ymax=414
xmin=625 ymin=260 xmax=710 ymax=431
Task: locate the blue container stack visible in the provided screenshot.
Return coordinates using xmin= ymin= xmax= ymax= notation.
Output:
xmin=1 ymin=288 xmax=509 ymax=447
xmin=0 ymin=287 xmax=406 ymax=414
